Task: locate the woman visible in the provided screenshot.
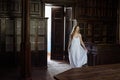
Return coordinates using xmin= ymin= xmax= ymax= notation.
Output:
xmin=68 ymin=25 xmax=88 ymax=68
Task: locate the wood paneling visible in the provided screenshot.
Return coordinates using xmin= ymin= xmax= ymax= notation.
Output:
xmin=0 ymin=18 xmax=17 ymax=67
xmin=0 ymin=0 xmax=47 ymax=67
xmin=74 ymin=0 xmax=118 ymax=44
xmin=0 ymin=0 xmax=43 ymax=17
xmin=78 ymin=21 xmax=116 ymax=44
xmin=44 ymin=0 xmax=75 ymax=4
xmin=30 ymin=18 xmax=47 ymax=67
xmin=87 ymin=44 xmax=120 ymax=66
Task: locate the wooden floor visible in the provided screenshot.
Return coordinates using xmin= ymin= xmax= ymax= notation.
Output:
xmin=1 ymin=56 xmax=120 ymax=80
xmin=32 ymin=58 xmax=71 ymax=80
xmin=54 ymin=63 xmax=120 ymax=80
xmin=0 ymin=57 xmax=71 ymax=80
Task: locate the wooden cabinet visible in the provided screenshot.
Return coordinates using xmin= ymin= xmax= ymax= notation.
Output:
xmin=75 ymin=0 xmax=117 ymax=18
xmin=72 ymin=0 xmax=119 ymax=66
xmin=0 ymin=18 xmax=17 ymax=67
xmin=0 ymin=0 xmax=47 ymax=67
xmin=16 ymin=18 xmax=48 ymax=67
xmin=74 ymin=0 xmax=117 ymax=44
xmin=30 ymin=18 xmax=47 ymax=67
xmin=0 ymin=17 xmax=47 ymax=67
xmin=87 ymin=44 xmax=120 ymax=66
xmin=79 ymin=21 xmax=116 ymax=44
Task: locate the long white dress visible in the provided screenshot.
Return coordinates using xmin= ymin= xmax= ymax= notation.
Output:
xmin=68 ymin=37 xmax=87 ymax=68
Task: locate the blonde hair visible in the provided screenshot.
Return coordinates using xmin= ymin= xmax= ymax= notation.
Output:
xmin=70 ymin=25 xmax=79 ymax=40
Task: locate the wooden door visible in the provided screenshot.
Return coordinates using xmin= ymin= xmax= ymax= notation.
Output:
xmin=30 ymin=18 xmax=47 ymax=67
xmin=0 ymin=18 xmax=17 ymax=67
xmin=51 ymin=6 xmax=64 ymax=60
xmin=64 ymin=7 xmax=72 ymax=61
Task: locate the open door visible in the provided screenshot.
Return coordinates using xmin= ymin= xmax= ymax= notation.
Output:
xmin=51 ymin=6 xmax=64 ymax=60
xmin=64 ymin=7 xmax=72 ymax=61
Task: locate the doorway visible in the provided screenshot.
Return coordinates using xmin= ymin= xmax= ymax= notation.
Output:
xmin=45 ymin=5 xmax=72 ymax=61
xmin=45 ymin=6 xmax=52 ymax=59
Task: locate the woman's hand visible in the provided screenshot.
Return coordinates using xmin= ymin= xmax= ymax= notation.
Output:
xmin=84 ymin=47 xmax=88 ymax=52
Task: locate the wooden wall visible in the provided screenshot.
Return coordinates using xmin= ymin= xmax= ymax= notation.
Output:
xmin=74 ymin=0 xmax=120 ymax=65
xmin=74 ymin=0 xmax=118 ymax=44
xmin=43 ymin=0 xmax=75 ymax=5
xmin=0 ymin=0 xmax=119 ymax=67
xmin=44 ymin=0 xmax=118 ymax=44
xmin=87 ymin=44 xmax=120 ymax=66
xmin=0 ymin=0 xmax=47 ymax=67
xmin=118 ymin=0 xmax=120 ymax=44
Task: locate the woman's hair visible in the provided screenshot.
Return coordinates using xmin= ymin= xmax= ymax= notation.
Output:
xmin=70 ymin=25 xmax=79 ymax=40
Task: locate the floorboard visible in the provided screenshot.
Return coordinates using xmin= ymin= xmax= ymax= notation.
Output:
xmin=0 ymin=57 xmax=71 ymax=80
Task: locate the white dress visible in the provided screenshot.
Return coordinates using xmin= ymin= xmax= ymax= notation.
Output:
xmin=68 ymin=37 xmax=87 ymax=68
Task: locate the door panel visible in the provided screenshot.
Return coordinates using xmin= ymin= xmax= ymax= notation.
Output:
xmin=0 ymin=18 xmax=17 ymax=67
xmin=51 ymin=6 xmax=64 ymax=60
xmin=65 ymin=7 xmax=72 ymax=61
xmin=30 ymin=18 xmax=47 ymax=67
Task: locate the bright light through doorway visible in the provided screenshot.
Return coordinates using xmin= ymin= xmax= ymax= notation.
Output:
xmin=45 ymin=6 xmax=51 ymax=55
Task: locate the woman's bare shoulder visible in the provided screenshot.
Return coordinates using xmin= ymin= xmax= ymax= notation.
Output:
xmin=78 ymin=33 xmax=82 ymax=37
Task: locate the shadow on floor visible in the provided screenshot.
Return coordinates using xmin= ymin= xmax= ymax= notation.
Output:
xmin=0 ymin=59 xmax=71 ymax=80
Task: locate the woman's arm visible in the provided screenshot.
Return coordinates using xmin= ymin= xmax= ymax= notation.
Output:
xmin=79 ymin=34 xmax=87 ymax=50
